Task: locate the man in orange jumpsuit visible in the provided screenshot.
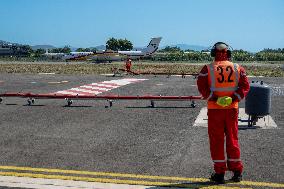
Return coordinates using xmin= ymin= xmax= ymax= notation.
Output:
xmin=125 ymin=57 xmax=132 ymax=72
xmin=197 ymin=42 xmax=250 ymax=184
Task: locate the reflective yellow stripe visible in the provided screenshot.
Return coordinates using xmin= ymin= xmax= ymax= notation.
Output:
xmin=210 ymin=86 xmax=238 ymax=91
xmin=233 ymin=63 xmax=239 ymax=87
xmin=213 ymin=160 xmax=226 ymax=163
xmin=228 ymin=158 xmax=241 ymax=162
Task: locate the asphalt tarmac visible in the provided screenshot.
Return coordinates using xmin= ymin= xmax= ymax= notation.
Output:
xmin=0 ymin=73 xmax=283 ymax=188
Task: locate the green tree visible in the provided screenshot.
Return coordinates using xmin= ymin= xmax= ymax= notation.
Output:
xmin=232 ymin=49 xmax=254 ymax=61
xmin=62 ymin=46 xmax=71 ymax=53
xmin=34 ymin=48 xmax=46 ymax=57
xmin=20 ymin=45 xmax=33 ymax=56
xmin=51 ymin=46 xmax=71 ymax=53
xmin=159 ymin=46 xmax=182 ymax=53
xmin=76 ymin=48 xmax=94 ymax=52
xmin=106 ymin=38 xmax=133 ymax=51
xmin=76 ymin=48 xmax=85 ymax=52
xmin=90 ymin=47 xmax=97 ymax=52
xmin=106 ymin=38 xmax=119 ymax=51
xmin=118 ymin=39 xmax=133 ymax=51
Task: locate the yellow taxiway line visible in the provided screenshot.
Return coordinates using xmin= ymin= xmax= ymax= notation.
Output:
xmin=0 ymin=166 xmax=283 ymax=188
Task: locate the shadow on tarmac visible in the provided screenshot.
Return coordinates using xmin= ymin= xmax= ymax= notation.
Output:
xmin=238 ymin=125 xmax=261 ymax=130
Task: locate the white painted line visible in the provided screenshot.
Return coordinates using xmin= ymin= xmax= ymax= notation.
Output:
xmin=39 ymin=73 xmax=56 ymax=75
xmin=52 ymin=78 xmax=148 ymax=96
xmin=194 ymin=107 xmax=278 ymax=129
xmin=55 ymin=91 xmax=81 ymax=95
xmin=100 ymin=74 xmax=115 ymax=76
xmin=247 ymin=75 xmax=264 ymax=77
xmin=69 ymin=87 xmax=106 ymax=93
xmin=0 ymin=176 xmax=148 ymax=189
xmin=103 ymin=80 xmax=132 ymax=85
xmin=80 ymin=85 xmax=113 ymax=91
xmin=48 ymin=82 xmax=61 ymax=84
xmin=89 ymin=83 xmax=118 ymax=88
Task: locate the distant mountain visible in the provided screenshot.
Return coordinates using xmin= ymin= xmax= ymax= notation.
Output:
xmin=31 ymin=45 xmax=56 ymax=50
xmin=162 ymin=44 xmax=209 ymax=51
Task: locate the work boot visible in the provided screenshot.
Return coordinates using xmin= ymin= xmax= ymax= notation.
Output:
xmin=230 ymin=171 xmax=242 ymax=182
xmin=210 ymin=173 xmax=225 ymax=184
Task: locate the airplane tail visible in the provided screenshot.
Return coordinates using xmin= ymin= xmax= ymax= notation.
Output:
xmin=142 ymin=37 xmax=162 ymax=55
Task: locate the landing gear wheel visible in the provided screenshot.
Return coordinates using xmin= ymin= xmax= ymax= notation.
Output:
xmin=150 ymin=100 xmax=155 ymax=108
xmin=109 ymin=100 xmax=113 ymax=107
xmin=27 ymin=98 xmax=35 ymax=106
xmin=190 ymin=101 xmax=196 ymax=108
xmin=0 ymin=97 xmax=2 ymax=103
xmin=66 ymin=99 xmax=73 ymax=106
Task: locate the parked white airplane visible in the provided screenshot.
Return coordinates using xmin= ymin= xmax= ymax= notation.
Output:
xmin=43 ymin=50 xmax=93 ymax=60
xmin=89 ymin=37 xmax=162 ymax=62
xmin=44 ymin=37 xmax=162 ymax=62
xmin=62 ymin=51 xmax=93 ymax=60
xmin=43 ymin=50 xmax=65 ymax=58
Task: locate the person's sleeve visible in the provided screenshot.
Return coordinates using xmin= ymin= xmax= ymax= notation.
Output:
xmin=197 ymin=65 xmax=213 ymax=100
xmin=232 ymin=66 xmax=250 ymax=102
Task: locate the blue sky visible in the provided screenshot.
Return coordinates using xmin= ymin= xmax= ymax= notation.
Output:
xmin=1 ymin=0 xmax=283 ymax=51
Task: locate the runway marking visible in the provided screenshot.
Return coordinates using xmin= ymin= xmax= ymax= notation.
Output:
xmin=247 ymin=75 xmax=264 ymax=78
xmin=0 ymin=166 xmax=283 ymax=188
xmin=48 ymin=81 xmax=62 ymax=84
xmin=39 ymin=73 xmax=56 ymax=75
xmin=52 ymin=78 xmax=147 ymax=96
xmin=0 ymin=175 xmax=254 ymax=189
xmin=100 ymin=73 xmax=116 ymax=76
xmin=38 ymin=73 xmax=55 ymax=75
xmin=47 ymin=81 xmax=69 ymax=84
xmin=194 ymin=107 xmax=278 ymax=129
xmin=0 ymin=172 xmax=262 ymax=189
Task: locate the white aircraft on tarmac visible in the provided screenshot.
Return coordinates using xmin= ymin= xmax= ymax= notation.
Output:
xmin=62 ymin=51 xmax=94 ymax=61
xmin=88 ymin=37 xmax=162 ymax=62
xmin=44 ymin=37 xmax=162 ymax=62
xmin=44 ymin=49 xmax=94 ymax=60
xmin=43 ymin=49 xmax=65 ymax=58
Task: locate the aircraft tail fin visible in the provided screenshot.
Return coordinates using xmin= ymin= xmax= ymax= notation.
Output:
xmin=142 ymin=37 xmax=162 ymax=55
